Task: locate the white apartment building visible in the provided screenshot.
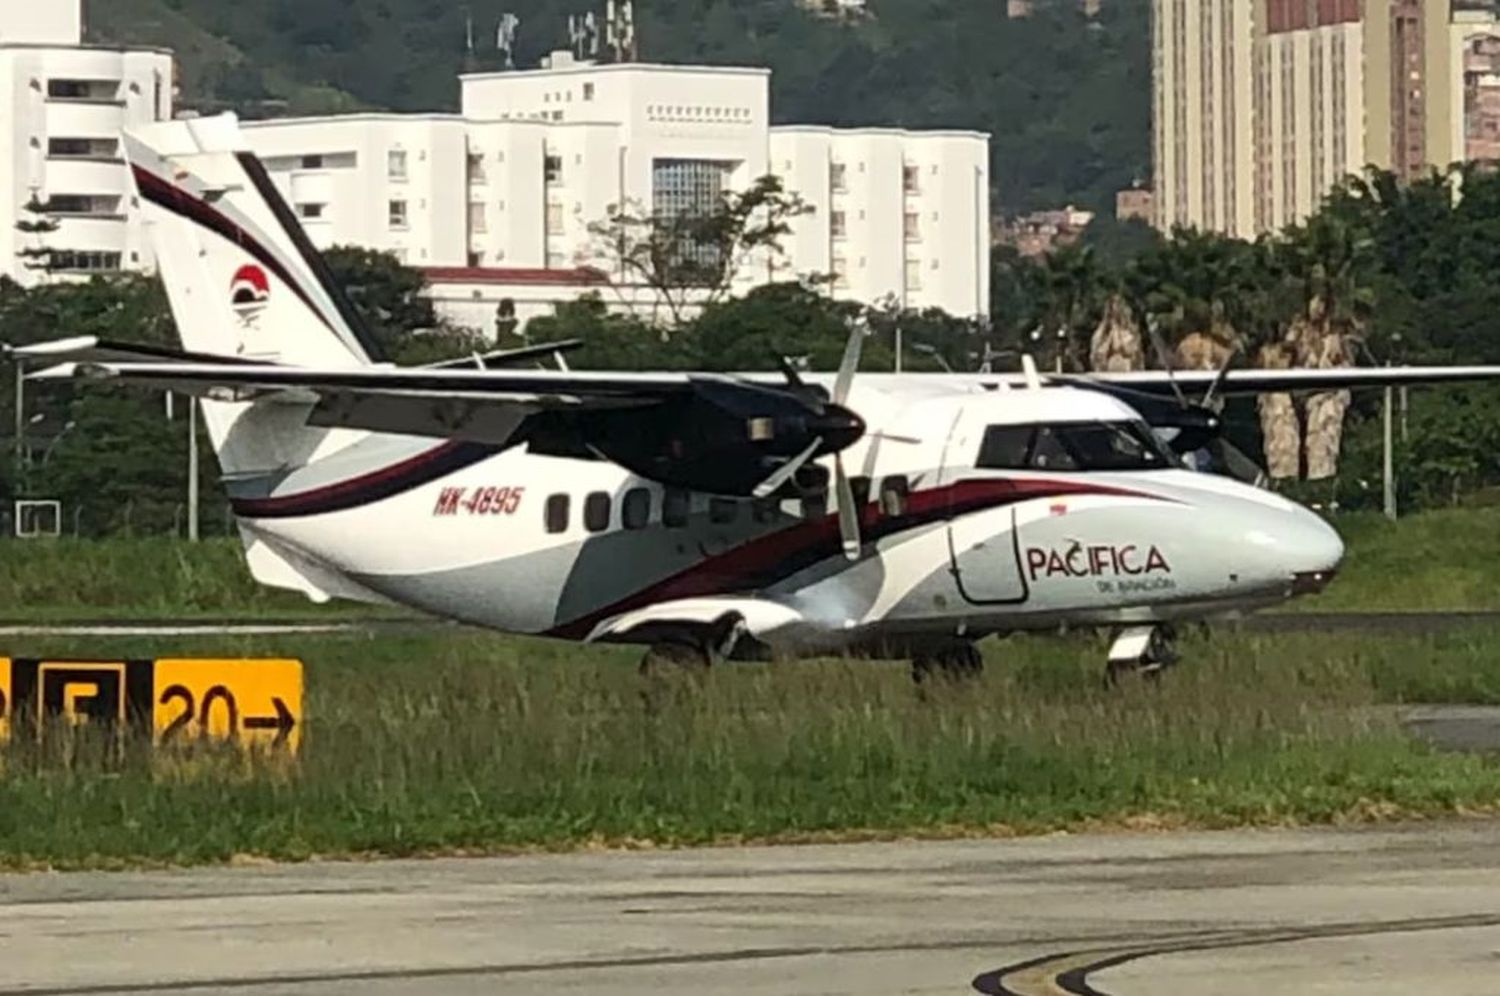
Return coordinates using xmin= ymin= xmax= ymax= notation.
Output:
xmin=243 ymin=55 xmax=990 ymax=336
xmin=1153 ymin=0 xmax=1496 ymax=237
xmin=0 ymin=3 xmax=173 ymax=283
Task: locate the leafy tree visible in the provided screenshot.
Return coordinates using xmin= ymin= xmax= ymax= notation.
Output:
xmin=14 ymin=197 xmax=60 ymax=277
xmin=322 ymin=245 xmax=439 ymax=358
xmin=589 ymin=175 xmax=811 ymax=325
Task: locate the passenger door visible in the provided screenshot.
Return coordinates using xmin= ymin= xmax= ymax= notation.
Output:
xmin=939 ymin=409 xmax=1028 ymax=605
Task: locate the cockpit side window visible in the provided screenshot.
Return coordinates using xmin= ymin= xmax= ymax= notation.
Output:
xmin=975 ymin=426 xmax=1033 ymax=470
xmin=975 ymin=421 xmax=1173 ymax=473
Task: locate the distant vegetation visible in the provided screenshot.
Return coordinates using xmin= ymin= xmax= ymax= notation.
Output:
xmin=87 ymin=0 xmax=1150 ymax=214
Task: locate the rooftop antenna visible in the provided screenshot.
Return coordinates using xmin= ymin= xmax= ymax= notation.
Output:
xmin=567 ymin=11 xmax=600 ymax=61
xmin=463 ymin=6 xmax=476 ymax=67
xmin=605 ymin=0 xmax=637 ymax=62
xmin=497 ymin=13 xmax=520 ymax=70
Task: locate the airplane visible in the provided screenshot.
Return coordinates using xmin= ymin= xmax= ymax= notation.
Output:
xmin=18 ymin=114 xmax=1500 ymax=685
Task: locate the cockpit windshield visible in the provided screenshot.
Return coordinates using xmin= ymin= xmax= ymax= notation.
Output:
xmin=975 ymin=421 xmax=1177 ymax=473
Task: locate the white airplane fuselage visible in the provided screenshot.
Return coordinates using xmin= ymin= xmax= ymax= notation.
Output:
xmin=230 ymin=379 xmax=1345 ymax=657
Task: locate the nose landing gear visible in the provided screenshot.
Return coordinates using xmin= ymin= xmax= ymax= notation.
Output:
xmin=1104 ymin=625 xmax=1178 ymax=687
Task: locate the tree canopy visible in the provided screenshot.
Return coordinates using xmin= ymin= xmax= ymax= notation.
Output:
xmin=89 ymin=0 xmax=1150 ymax=215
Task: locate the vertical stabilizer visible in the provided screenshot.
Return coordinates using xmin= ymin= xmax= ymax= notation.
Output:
xmin=123 ymin=114 xmax=383 ymax=368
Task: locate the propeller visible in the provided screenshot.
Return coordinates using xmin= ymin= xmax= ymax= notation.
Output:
xmin=1139 ymin=324 xmax=1266 ymax=485
xmin=832 ymin=323 xmax=866 ymax=559
xmin=749 ymin=327 xmax=868 ymax=561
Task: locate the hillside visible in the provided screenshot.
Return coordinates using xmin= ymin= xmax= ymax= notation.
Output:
xmin=85 ymin=0 xmax=1150 ymax=214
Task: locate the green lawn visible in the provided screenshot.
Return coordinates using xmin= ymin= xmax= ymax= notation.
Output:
xmin=3 ymin=627 xmax=1500 ymax=868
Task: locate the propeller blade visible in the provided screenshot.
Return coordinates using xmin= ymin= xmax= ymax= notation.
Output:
xmin=835 ymin=454 xmax=861 ymax=561
xmin=1143 ymin=319 xmax=1189 ymax=409
xmin=752 ymin=436 xmax=823 ymax=498
xmin=1210 ymin=437 xmax=1268 ymax=487
xmin=1200 ymin=346 xmax=1240 ymax=410
xmin=833 ymin=324 xmax=865 ymax=406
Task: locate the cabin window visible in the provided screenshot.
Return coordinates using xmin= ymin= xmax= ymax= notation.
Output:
xmin=584 ymin=492 xmax=611 ymax=532
xmin=800 ymin=490 xmax=828 ymax=520
xmin=663 ymin=488 xmax=690 ymax=528
xmin=709 ymin=498 xmax=739 ymax=525
xmin=975 ymin=426 xmax=1033 ymax=470
xmin=752 ymin=498 xmax=779 ymax=524
xmin=622 ymin=488 xmax=652 ymax=530
xmin=544 ymin=494 xmax=570 ymax=534
xmin=850 ymin=476 xmax=872 ymax=507
xmin=879 ymin=476 xmax=910 ymax=516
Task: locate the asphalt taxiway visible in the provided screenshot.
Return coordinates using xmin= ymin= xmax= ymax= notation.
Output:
xmin=5 ymin=822 xmax=1500 ymax=994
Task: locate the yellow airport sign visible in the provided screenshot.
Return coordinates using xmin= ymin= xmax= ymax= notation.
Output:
xmin=153 ymin=659 xmax=303 ymax=752
xmin=0 ymin=657 xmax=303 ymax=753
xmin=37 ymin=661 xmax=127 ymax=728
xmin=0 ymin=656 xmax=9 ymax=742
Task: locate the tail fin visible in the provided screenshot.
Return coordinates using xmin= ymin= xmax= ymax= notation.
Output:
xmin=123 ymin=114 xmax=384 ymax=368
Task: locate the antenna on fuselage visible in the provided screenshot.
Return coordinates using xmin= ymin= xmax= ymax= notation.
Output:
xmin=1021 ymin=355 xmax=1043 ymax=390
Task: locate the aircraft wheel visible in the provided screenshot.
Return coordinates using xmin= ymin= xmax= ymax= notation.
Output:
xmin=1103 ymin=626 xmax=1178 ymax=689
xmin=639 ymin=642 xmax=712 ymax=678
xmin=911 ymin=642 xmax=984 ymax=685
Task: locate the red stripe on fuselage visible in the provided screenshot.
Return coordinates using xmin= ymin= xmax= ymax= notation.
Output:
xmin=547 ymin=477 xmax=1173 ymax=640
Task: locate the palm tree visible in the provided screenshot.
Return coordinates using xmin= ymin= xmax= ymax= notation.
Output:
xmin=1276 ymin=214 xmax=1377 ymax=480
xmin=1030 ymin=244 xmax=1106 ymax=372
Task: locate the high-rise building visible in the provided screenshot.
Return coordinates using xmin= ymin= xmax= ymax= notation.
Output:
xmin=1152 ymin=1 xmax=1497 ymax=237
xmin=0 ymin=3 xmax=174 ymax=283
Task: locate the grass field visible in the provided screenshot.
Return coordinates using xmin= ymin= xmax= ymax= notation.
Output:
xmin=4 ymin=626 xmax=1500 ymax=869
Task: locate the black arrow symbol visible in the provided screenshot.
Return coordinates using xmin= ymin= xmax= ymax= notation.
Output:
xmin=243 ymin=697 xmax=295 ymax=747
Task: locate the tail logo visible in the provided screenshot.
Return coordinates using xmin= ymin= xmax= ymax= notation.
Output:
xmin=230 ymin=264 xmax=270 ymax=324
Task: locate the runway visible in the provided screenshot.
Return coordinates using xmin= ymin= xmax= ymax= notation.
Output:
xmin=5 ymin=822 xmax=1500 ymax=994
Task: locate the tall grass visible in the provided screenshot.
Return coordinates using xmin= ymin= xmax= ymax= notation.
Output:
xmin=3 ymin=628 xmax=1499 ymax=868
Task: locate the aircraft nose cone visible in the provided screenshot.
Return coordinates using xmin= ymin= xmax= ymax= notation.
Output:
xmin=1249 ymin=506 xmax=1344 ymax=595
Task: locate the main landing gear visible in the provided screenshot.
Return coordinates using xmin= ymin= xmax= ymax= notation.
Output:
xmin=910 ymin=641 xmax=985 ymax=685
xmin=1104 ymin=625 xmax=1179 ymax=687
xmin=638 ymin=614 xmax=749 ymax=679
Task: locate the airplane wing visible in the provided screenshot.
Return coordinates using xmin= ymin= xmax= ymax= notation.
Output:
xmin=1050 ymin=366 xmax=1500 ymax=396
xmin=21 ymin=342 xmax=862 ymax=497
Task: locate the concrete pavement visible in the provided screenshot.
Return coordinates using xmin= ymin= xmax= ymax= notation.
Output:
xmin=4 ymin=822 xmax=1500 ymax=994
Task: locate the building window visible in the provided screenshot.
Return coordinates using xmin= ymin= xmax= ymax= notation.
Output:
xmin=546 ymin=202 xmax=564 ymax=231
xmin=48 ymin=137 xmax=117 ymax=160
xmin=301 ymin=154 xmax=324 ymax=169
xmin=47 ymin=79 xmax=116 ymax=102
xmin=544 ymin=154 xmax=563 ymax=183
xmin=830 ymin=161 xmax=847 ymax=192
xmin=388 ymin=200 xmax=409 ymax=228
xmin=830 ymin=210 xmax=846 ymax=239
xmin=903 ymin=164 xmax=920 ymax=194
xmin=831 ymin=256 xmax=848 ymax=290
xmin=467 ymin=153 xmax=486 ymax=184
xmin=622 ymin=488 xmax=652 ymax=530
xmin=652 ymin=158 xmax=731 ymax=273
xmin=297 ymin=203 xmax=326 ymax=220
xmin=45 ymin=194 xmax=120 ymax=217
xmin=469 ymin=202 xmax=487 ymax=233
xmin=388 ymin=149 xmax=408 ymax=180
xmin=49 ymin=250 xmax=122 ymax=273
xmin=584 ymin=492 xmax=611 ymax=533
xmin=545 ymin=494 xmax=570 ymax=534
xmin=904 ymin=258 xmax=922 ymax=292
xmin=663 ymin=489 xmax=690 ymax=528
xmin=904 ymin=212 xmax=920 ymax=241
xmin=583 ymin=82 xmax=595 ymax=101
